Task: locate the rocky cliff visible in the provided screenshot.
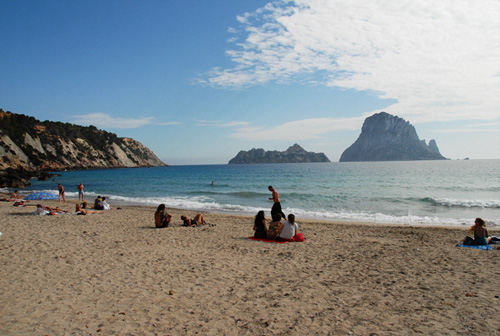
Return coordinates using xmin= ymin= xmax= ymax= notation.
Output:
xmin=0 ymin=110 xmax=166 ymax=187
xmin=339 ymin=112 xmax=447 ymax=162
xmin=228 ymin=144 xmax=330 ymax=164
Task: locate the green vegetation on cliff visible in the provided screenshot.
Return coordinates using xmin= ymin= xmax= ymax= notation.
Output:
xmin=0 ymin=109 xmax=166 ymax=175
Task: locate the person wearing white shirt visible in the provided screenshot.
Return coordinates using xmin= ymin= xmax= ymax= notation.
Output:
xmin=278 ymin=214 xmax=299 ymax=241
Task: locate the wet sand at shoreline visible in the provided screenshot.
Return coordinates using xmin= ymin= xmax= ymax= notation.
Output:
xmin=1 ymin=198 xmax=499 ymax=335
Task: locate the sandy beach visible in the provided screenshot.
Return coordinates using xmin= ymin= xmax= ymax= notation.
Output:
xmin=0 ymin=198 xmax=499 ymax=335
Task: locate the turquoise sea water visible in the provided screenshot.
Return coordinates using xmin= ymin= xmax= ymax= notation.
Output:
xmin=7 ymin=160 xmax=500 ymax=227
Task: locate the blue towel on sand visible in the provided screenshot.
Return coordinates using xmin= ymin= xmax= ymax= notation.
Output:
xmin=457 ymin=244 xmax=493 ymax=250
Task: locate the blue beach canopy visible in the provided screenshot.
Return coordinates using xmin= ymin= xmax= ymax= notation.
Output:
xmin=24 ymin=191 xmax=59 ymax=201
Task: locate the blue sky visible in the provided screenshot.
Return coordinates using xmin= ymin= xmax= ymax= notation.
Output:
xmin=1 ymin=0 xmax=499 ymax=164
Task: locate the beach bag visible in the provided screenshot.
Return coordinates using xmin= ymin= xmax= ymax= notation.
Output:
xmin=293 ymin=233 xmax=305 ymax=242
xmin=489 ymin=236 xmax=500 ymax=245
xmin=463 ymin=236 xmax=475 ymax=246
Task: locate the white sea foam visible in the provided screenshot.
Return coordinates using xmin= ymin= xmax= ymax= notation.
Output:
xmin=10 ymin=188 xmax=499 ymax=227
xmin=13 ymin=160 xmax=500 ymax=228
xmin=430 ymin=197 xmax=500 ymax=208
xmin=284 ymin=207 xmax=483 ymax=227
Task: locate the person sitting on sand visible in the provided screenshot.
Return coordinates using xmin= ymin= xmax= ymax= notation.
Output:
xmin=253 ymin=210 xmax=268 ymax=239
xmin=94 ymin=196 xmax=103 ymax=210
xmin=267 ymin=213 xmax=283 ymax=240
xmin=469 ymin=217 xmax=491 ymax=245
xmin=277 ymin=214 xmax=298 ymax=241
xmin=100 ymin=197 xmax=112 ymax=210
xmin=277 ymin=214 xmax=305 ymax=242
xmin=155 ymin=204 xmax=172 ymax=228
xmin=10 ymin=190 xmax=20 ymax=199
xmin=75 ymin=203 xmax=102 ymax=215
xmin=181 ymin=214 xmax=205 ymax=227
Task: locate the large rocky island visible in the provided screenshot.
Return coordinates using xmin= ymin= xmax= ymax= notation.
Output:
xmin=340 ymin=112 xmax=446 ymax=162
xmin=0 ymin=110 xmax=166 ymax=187
xmin=229 ymin=144 xmax=330 ymax=164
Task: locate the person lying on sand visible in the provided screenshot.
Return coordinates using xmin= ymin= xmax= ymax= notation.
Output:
xmin=155 ymin=204 xmax=172 ymax=228
xmin=181 ymin=214 xmax=205 ymax=227
xmin=33 ymin=204 xmax=49 ymax=215
xmin=44 ymin=205 xmax=69 ymax=213
xmin=75 ymin=203 xmax=103 ymax=215
xmin=33 ymin=204 xmax=69 ymax=215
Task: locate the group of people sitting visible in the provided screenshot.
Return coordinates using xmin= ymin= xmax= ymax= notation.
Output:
xmin=253 ymin=211 xmax=304 ymax=242
xmin=0 ymin=190 xmax=27 ymax=206
xmin=154 ymin=204 xmax=206 ymax=228
xmin=93 ymin=196 xmax=112 ymax=210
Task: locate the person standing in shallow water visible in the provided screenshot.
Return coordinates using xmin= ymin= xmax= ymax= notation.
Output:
xmin=268 ymin=186 xmax=286 ymax=220
xmin=77 ymin=183 xmax=85 ymax=201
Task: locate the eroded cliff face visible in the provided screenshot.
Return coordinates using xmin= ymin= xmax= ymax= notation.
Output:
xmin=0 ymin=110 xmax=166 ymax=180
xmin=339 ymin=112 xmax=447 ymax=162
xmin=228 ymin=143 xmax=330 ymax=164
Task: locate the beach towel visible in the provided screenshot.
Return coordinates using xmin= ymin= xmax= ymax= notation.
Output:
xmin=247 ymin=237 xmax=290 ymax=243
xmin=457 ymin=244 xmax=493 ymax=250
xmin=248 ymin=232 xmax=305 ymax=243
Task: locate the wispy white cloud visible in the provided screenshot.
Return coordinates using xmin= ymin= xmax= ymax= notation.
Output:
xmin=435 ymin=121 xmax=500 ymax=133
xmin=197 ymin=120 xmax=250 ymax=127
xmin=72 ymin=113 xmax=153 ymax=129
xmin=230 ymin=116 xmax=363 ymax=141
xmin=199 ymin=0 xmax=500 ymax=123
xmin=157 ymin=121 xmax=181 ymax=126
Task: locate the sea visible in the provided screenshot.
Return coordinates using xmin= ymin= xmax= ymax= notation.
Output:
xmin=5 ymin=159 xmax=500 ymax=227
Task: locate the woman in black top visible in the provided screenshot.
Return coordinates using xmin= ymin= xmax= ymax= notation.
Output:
xmin=253 ymin=210 xmax=268 ymax=239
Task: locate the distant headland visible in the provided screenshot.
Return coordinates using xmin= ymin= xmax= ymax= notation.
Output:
xmin=0 ymin=109 xmax=166 ymax=187
xmin=228 ymin=143 xmax=330 ymax=164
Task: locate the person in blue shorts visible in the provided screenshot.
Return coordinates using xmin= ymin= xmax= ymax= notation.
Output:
xmin=77 ymin=183 xmax=85 ymax=201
